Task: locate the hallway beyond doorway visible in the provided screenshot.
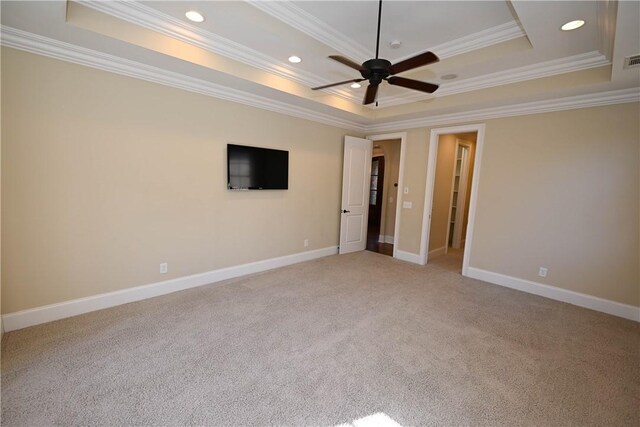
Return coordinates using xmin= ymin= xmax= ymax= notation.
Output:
xmin=366 ymin=225 xmax=393 ymax=256
xmin=428 ymin=247 xmax=464 ymax=273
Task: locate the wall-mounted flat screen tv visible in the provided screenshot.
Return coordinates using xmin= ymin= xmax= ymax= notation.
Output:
xmin=227 ymin=144 xmax=289 ymax=190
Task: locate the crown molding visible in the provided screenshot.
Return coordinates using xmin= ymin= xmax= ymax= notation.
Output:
xmin=399 ymin=20 xmax=525 ymax=63
xmin=72 ymin=1 xmax=608 ymax=111
xmin=75 ymin=1 xmax=323 ymax=89
xmin=375 ymin=50 xmax=611 ymax=107
xmin=0 ymin=26 xmax=367 ymax=132
xmin=247 ymin=0 xmax=371 ymax=62
xmin=248 ymin=1 xmax=525 ymax=63
xmin=2 ymin=27 xmax=636 ymax=136
xmin=75 ymin=1 xmax=359 ymax=106
xmin=367 ymin=88 xmax=640 ymax=133
xmin=81 ymin=1 xmax=525 ymax=105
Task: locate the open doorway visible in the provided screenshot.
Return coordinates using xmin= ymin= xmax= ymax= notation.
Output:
xmin=422 ymin=127 xmax=482 ymax=273
xmin=366 ymin=139 xmax=401 ymax=256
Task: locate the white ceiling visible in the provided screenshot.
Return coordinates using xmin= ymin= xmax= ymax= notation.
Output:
xmin=1 ymin=1 xmax=639 ymax=131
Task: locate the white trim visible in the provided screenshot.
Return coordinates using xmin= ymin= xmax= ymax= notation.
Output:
xmin=467 ymin=267 xmax=640 ymax=322
xmin=378 ymin=235 xmax=395 ymax=244
xmin=449 ymin=140 xmax=472 ymax=249
xmin=419 ymin=124 xmax=485 ymax=275
xmin=432 ymin=21 xmax=525 ymax=60
xmin=248 ymin=0 xmax=370 ymax=63
xmin=394 ymin=250 xmax=422 ymax=265
xmin=75 ymin=1 xmax=339 ymax=96
xmin=462 ymin=127 xmax=484 ymax=276
xmin=1 ymin=27 xmax=637 ymax=135
xmin=367 ymin=89 xmax=640 ymax=133
xmin=366 ymin=133 xmax=407 ymax=260
xmin=378 ymin=234 xmax=395 ymax=245
xmin=419 ymin=134 xmax=439 ymax=265
xmin=60 ymin=2 xmax=615 ymax=109
xmin=1 ymin=246 xmax=339 ymax=332
xmin=76 ymin=0 xmax=355 ymax=103
xmin=428 ymin=246 xmax=447 ymax=259
xmin=0 ymin=26 xmax=367 ymax=132
xmin=250 ymin=0 xmax=524 ymax=64
xmin=375 ymin=51 xmax=610 ymax=107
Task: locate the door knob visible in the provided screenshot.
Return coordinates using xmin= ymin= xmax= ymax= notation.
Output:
xmin=342 ymin=209 xmax=350 ymax=213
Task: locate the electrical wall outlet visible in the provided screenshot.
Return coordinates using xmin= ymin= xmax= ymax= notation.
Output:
xmin=160 ymin=263 xmax=168 ymax=274
xmin=303 ymin=239 xmax=309 ymax=247
xmin=538 ymin=267 xmax=548 ymax=278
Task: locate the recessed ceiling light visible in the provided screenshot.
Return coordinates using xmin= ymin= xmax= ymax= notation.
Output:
xmin=561 ymin=19 xmax=585 ymax=31
xmin=441 ymin=74 xmax=458 ymax=80
xmin=350 ymin=82 xmax=362 ymax=89
xmin=288 ymin=56 xmax=302 ymax=64
xmin=185 ymin=10 xmax=205 ymax=23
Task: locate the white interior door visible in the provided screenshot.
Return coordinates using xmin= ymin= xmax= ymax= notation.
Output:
xmin=339 ymin=136 xmax=373 ymax=254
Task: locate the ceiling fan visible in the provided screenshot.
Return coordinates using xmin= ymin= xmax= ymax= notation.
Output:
xmin=312 ymin=0 xmax=440 ymax=105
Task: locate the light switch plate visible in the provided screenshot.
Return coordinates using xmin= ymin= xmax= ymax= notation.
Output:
xmin=403 ymin=201 xmax=412 ymax=209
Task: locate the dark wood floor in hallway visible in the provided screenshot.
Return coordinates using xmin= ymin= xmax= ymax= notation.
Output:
xmin=365 ymin=224 xmax=393 ymax=256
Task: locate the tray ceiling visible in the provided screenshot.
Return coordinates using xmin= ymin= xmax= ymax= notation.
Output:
xmin=1 ymin=1 xmax=638 ymax=131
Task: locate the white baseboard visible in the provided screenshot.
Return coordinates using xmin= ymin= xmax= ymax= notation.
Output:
xmin=2 ymin=246 xmax=339 ymax=332
xmin=378 ymin=235 xmax=395 ymax=244
xmin=395 ymin=250 xmax=423 ymax=265
xmin=466 ymin=267 xmax=640 ymax=322
xmin=428 ymin=246 xmax=446 ymax=259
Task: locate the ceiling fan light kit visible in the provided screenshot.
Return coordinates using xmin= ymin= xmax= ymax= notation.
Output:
xmin=311 ymin=0 xmax=440 ymax=105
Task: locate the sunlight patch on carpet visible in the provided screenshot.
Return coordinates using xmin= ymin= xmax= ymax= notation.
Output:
xmin=336 ymin=412 xmax=403 ymax=427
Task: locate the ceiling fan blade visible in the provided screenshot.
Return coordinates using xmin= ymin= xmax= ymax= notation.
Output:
xmin=312 ymin=79 xmax=365 ymax=90
xmin=389 ymin=51 xmax=439 ymax=75
xmin=363 ymin=84 xmax=379 ymax=105
xmin=387 ymin=76 xmax=439 ymax=93
xmin=329 ymin=55 xmax=364 ymax=71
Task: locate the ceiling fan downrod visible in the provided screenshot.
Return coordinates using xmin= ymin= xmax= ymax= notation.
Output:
xmin=375 ymin=0 xmax=382 ymax=60
xmin=311 ymin=0 xmax=440 ymax=105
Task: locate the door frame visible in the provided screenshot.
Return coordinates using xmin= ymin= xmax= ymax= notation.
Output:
xmin=419 ymin=124 xmax=485 ymax=276
xmin=368 ymin=155 xmax=385 ymax=231
xmin=365 ymin=132 xmax=407 ymax=259
xmin=445 ymin=139 xmax=472 ymax=252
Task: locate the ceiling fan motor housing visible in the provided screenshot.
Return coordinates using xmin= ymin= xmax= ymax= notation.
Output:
xmin=361 ymin=58 xmax=392 ymax=84
xmin=311 ymin=0 xmax=439 ymax=104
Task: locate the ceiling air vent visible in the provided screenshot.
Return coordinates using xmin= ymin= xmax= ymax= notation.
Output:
xmin=623 ymin=54 xmax=640 ymax=69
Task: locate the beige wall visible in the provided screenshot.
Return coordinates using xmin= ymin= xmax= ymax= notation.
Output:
xmin=3 ymin=47 xmax=639 ymax=316
xmin=395 ymin=103 xmax=640 ymax=307
xmin=1 ymin=48 xmax=352 ymax=314
xmin=374 ymin=139 xmax=400 ymax=239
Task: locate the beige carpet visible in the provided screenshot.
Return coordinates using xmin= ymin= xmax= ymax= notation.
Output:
xmin=2 ymin=251 xmax=638 ymax=426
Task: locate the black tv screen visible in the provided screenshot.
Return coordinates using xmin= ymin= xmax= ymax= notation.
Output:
xmin=227 ymin=144 xmax=289 ymax=190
